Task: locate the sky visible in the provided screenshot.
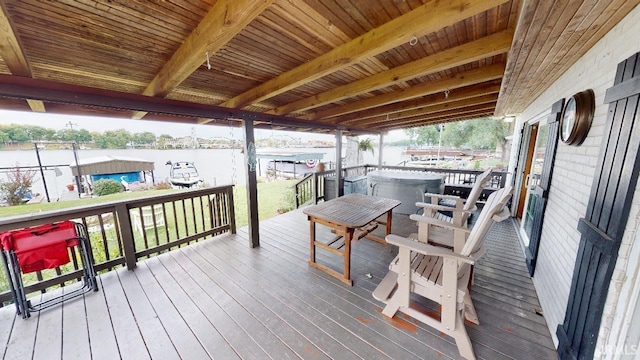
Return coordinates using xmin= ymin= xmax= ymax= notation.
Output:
xmin=0 ymin=109 xmax=405 ymax=142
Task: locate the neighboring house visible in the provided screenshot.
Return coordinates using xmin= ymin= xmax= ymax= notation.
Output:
xmin=507 ymin=5 xmax=640 ymax=358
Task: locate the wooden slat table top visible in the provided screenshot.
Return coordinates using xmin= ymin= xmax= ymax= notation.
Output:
xmin=303 ymin=194 xmax=401 ymax=228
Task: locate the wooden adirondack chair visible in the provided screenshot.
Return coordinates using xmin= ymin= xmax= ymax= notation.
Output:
xmin=372 ymin=186 xmax=513 ymax=360
xmin=411 ymin=168 xmax=494 ymax=252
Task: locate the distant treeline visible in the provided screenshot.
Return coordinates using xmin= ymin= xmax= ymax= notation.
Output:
xmin=0 ymin=124 xmax=175 ymax=149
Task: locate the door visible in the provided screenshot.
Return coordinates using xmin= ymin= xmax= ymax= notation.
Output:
xmin=521 ymin=122 xmax=547 ymax=244
xmin=512 ymin=101 xmax=563 ymax=275
xmin=525 ymin=100 xmax=563 ymax=275
xmin=514 ymin=123 xmax=537 ymax=223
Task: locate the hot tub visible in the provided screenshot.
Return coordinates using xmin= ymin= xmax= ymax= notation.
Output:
xmin=367 ymin=170 xmax=445 ymax=214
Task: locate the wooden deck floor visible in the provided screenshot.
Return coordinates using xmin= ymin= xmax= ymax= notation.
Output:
xmin=0 ymin=209 xmax=556 ymax=360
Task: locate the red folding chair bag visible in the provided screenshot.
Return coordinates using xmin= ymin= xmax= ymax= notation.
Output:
xmin=0 ymin=221 xmax=78 ymax=274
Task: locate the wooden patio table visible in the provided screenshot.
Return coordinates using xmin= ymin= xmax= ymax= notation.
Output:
xmin=303 ymin=193 xmax=401 ymax=285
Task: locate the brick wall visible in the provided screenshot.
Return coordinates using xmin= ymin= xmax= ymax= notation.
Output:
xmin=512 ymin=4 xmax=640 ymax=352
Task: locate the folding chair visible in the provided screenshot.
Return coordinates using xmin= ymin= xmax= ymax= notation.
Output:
xmin=0 ymin=220 xmax=98 ymax=318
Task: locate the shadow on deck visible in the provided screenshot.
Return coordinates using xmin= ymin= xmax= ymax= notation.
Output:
xmin=0 ymin=209 xmax=556 ymax=360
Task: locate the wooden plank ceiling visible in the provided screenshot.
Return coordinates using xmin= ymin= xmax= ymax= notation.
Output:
xmin=0 ymin=0 xmax=636 ymax=135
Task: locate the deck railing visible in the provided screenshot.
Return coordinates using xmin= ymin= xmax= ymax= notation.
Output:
xmin=0 ymin=185 xmax=235 ymax=306
xmin=293 ymin=164 xmax=508 ymax=207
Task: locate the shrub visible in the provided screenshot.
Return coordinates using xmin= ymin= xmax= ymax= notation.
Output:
xmin=277 ymin=186 xmax=296 ymax=214
xmin=0 ymin=167 xmax=36 ymax=206
xmin=153 ymin=182 xmax=172 ymax=190
xmin=93 ymin=179 xmax=124 ymax=196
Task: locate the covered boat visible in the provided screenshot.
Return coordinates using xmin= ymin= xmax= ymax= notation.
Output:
xmin=166 ymin=161 xmax=201 ymax=188
xmin=256 ymin=151 xmax=324 ymax=179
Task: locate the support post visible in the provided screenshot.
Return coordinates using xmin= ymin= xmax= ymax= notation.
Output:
xmin=378 ymin=133 xmax=384 ymax=170
xmin=243 ymin=120 xmax=260 ymax=248
xmin=116 ymin=203 xmax=137 ymax=270
xmin=72 ymin=142 xmax=82 ymax=198
xmin=33 ymin=143 xmax=50 ymax=202
xmin=335 ymin=130 xmax=343 ymax=198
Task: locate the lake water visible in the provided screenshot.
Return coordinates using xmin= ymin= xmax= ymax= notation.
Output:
xmin=0 ymin=146 xmax=407 ymax=201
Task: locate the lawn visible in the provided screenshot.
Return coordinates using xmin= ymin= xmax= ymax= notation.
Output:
xmin=0 ymin=180 xmax=299 ymax=227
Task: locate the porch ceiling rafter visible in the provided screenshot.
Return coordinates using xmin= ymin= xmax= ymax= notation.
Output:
xmin=217 ymin=0 xmax=509 ymax=111
xmin=307 ymin=63 xmax=505 ymax=121
xmin=0 ymin=2 xmax=44 ymax=112
xmin=343 ymin=94 xmax=499 ymax=128
xmin=269 ymin=30 xmax=513 ymax=116
xmin=0 ymin=75 xmax=373 ymax=135
xmin=132 ymin=0 xmax=274 ymax=120
xmin=335 ymin=83 xmax=502 ymax=126
xmin=378 ymin=103 xmax=497 ymax=128
xmin=379 ymin=109 xmax=496 ymax=131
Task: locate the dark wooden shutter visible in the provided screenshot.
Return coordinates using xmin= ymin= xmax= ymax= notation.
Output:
xmin=525 ymin=99 xmax=564 ymax=276
xmin=557 ymin=52 xmax=640 ymax=360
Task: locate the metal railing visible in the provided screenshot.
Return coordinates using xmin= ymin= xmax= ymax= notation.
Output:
xmin=0 ymin=185 xmax=235 ymax=305
xmin=293 ymin=164 xmax=508 ymax=207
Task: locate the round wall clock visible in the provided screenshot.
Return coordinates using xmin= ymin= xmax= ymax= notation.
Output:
xmin=560 ymin=89 xmax=595 ymax=145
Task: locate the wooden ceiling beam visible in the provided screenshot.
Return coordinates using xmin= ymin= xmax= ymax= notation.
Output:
xmin=345 ymin=94 xmax=499 ymax=127
xmin=306 ymin=63 xmax=505 ymax=120
xmin=381 ymin=112 xmax=495 ymax=131
xmin=378 ymin=108 xmax=495 ymax=131
xmin=220 ymin=0 xmax=509 ymax=110
xmin=374 ymin=103 xmax=496 ymax=129
xmin=0 ymin=75 xmax=378 ymax=135
xmin=271 ymin=30 xmax=513 ymax=116
xmin=0 ymin=2 xmax=45 ymax=112
xmin=335 ymin=82 xmax=502 ymax=125
xmin=133 ymin=0 xmax=274 ymax=120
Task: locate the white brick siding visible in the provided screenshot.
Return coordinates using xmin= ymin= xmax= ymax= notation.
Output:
xmin=513 ymin=4 xmax=640 ymax=355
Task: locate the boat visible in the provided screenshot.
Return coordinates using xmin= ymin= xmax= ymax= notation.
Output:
xmin=166 ymin=161 xmax=202 ymax=188
xmin=255 ymin=151 xmax=324 ymax=179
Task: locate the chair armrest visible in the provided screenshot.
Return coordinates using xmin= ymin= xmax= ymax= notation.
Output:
xmin=415 ymin=202 xmax=475 ymax=214
xmin=386 ymin=234 xmax=474 ymax=264
xmin=409 ymin=214 xmax=472 ymax=233
xmin=423 ymin=192 xmax=463 ymax=202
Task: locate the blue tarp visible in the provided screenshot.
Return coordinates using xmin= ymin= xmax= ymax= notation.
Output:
xmin=91 ymin=172 xmax=141 ymax=183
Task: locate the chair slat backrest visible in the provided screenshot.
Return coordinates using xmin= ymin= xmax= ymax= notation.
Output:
xmin=463 ymin=168 xmax=493 ymax=212
xmin=460 ymin=185 xmax=513 ymax=258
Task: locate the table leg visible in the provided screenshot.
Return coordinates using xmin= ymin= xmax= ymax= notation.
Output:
xmin=344 ymin=227 xmax=354 ymax=283
xmin=386 ymin=210 xmax=393 ymax=235
xmin=309 ymin=217 xmax=316 ymax=264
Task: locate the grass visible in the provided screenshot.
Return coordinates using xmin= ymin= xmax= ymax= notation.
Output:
xmin=0 ymin=180 xmax=299 ymax=227
xmin=233 ymin=180 xmax=297 ymax=228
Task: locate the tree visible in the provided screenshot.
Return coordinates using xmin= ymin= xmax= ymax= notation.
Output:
xmin=442 ymin=121 xmax=475 ymax=148
xmin=93 ymin=129 xmax=132 ymax=148
xmin=404 ymin=125 xmax=440 ymax=146
xmin=133 ymin=132 xmax=156 ymax=146
xmin=0 ymin=167 xmax=36 ymax=206
xmin=157 ymin=134 xmax=174 ymax=149
xmin=417 ymin=125 xmax=441 ymax=146
xmin=76 ymin=129 xmax=92 ymax=143
xmin=0 ymin=130 xmax=9 ymax=144
xmin=4 ymin=125 xmax=29 ymax=142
